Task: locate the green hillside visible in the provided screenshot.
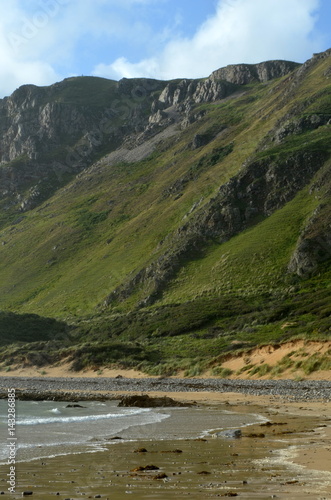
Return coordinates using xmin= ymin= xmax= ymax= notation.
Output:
xmin=0 ymin=51 xmax=331 ymax=377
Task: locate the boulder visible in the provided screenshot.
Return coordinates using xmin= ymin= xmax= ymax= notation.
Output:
xmin=214 ymin=429 xmax=242 ymax=439
xmin=118 ymin=394 xmax=191 ymax=407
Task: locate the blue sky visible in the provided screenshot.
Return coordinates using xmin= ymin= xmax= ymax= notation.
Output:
xmin=1 ymin=0 xmax=331 ymax=98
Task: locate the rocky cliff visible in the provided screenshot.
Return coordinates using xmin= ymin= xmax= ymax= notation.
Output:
xmin=0 ymin=60 xmax=300 ymax=217
xmin=0 ymin=77 xmax=164 ymax=214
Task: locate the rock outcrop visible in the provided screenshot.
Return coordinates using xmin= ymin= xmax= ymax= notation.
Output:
xmin=288 ymin=203 xmax=331 ymax=277
xmin=211 ymin=60 xmax=300 ymax=85
xmin=155 ymin=60 xmax=299 ymax=110
xmin=272 ymin=114 xmax=331 ymax=144
xmin=0 ymin=78 xmax=163 ymax=214
xmin=118 ymin=394 xmax=192 ymax=407
xmin=104 ymin=149 xmax=328 ymax=308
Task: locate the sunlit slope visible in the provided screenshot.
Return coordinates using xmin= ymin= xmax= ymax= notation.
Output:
xmin=0 ymin=51 xmax=330 ymax=321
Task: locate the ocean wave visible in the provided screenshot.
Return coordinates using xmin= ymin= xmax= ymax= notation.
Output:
xmin=49 ymin=408 xmax=61 ymax=414
xmin=17 ymin=408 xmax=150 ymax=426
xmin=0 ymin=443 xmax=109 ymax=465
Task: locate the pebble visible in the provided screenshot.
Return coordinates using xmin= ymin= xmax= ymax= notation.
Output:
xmin=0 ymin=377 xmax=330 ymax=402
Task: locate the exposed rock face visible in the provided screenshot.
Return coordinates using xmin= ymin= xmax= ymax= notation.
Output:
xmin=211 ymin=60 xmax=300 ymax=85
xmin=157 ymin=78 xmax=235 ymax=108
xmin=288 ymin=204 xmax=331 ymax=276
xmin=272 ymin=114 xmax=331 ymax=144
xmin=288 ymin=235 xmax=331 ymax=276
xmin=200 ymin=151 xmax=327 ymax=227
xmin=0 ymin=85 xmax=93 ymax=163
xmin=0 ymin=79 xmax=161 ymax=213
xmin=156 ymin=60 xmax=299 ymax=111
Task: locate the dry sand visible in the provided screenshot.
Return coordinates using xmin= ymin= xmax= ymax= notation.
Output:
xmin=1 ymin=339 xmax=330 ymax=380
xmin=218 ymin=339 xmax=331 ymax=380
xmin=0 ymin=362 xmax=150 ymax=379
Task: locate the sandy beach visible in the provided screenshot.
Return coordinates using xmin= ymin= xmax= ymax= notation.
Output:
xmin=0 ymin=373 xmax=331 ymax=499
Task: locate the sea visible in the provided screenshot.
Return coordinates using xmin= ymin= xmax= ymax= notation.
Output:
xmin=0 ymin=399 xmax=264 ymax=464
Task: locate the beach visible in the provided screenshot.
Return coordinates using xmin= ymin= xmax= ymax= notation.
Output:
xmin=0 ymin=374 xmax=331 ymax=499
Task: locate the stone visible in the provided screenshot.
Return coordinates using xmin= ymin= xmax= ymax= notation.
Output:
xmin=131 ymin=465 xmax=159 ymax=472
xmin=160 ymin=449 xmax=183 ymax=454
xmin=153 ymin=473 xmax=168 ymax=480
xmin=214 ymin=429 xmax=242 ymax=439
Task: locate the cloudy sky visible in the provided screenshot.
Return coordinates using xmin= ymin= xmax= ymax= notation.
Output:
xmin=1 ymin=0 xmax=331 ymax=98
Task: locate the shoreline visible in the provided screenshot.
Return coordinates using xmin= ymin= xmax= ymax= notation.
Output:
xmin=1 ymin=374 xmax=331 ymax=400
xmin=0 ymin=376 xmax=330 ymax=498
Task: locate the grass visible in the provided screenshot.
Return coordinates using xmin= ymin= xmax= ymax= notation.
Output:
xmin=160 ymin=186 xmax=320 ymax=304
xmin=227 ymin=347 xmax=331 ymax=378
xmin=248 ymin=364 xmax=272 ymax=377
xmin=211 ymin=367 xmax=234 ymax=378
xmin=0 ymin=55 xmax=331 ymax=373
xmin=301 ymin=353 xmax=331 ymax=375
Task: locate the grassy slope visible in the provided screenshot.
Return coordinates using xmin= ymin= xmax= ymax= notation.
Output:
xmin=0 ymin=77 xmax=284 ymax=316
xmin=0 ymin=55 xmax=331 ymax=376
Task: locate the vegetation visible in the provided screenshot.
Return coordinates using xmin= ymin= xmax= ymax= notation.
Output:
xmin=0 ymin=53 xmax=331 ymax=376
xmin=0 ymin=311 xmax=69 ymax=347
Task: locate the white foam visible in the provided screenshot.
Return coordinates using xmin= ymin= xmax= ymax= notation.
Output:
xmin=253 ymin=445 xmax=331 ymax=487
xmin=17 ymin=408 xmax=150 ymax=426
xmin=50 ymin=408 xmax=61 ymax=414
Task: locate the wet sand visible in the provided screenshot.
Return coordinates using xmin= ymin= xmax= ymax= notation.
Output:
xmin=1 ymin=389 xmax=331 ymax=499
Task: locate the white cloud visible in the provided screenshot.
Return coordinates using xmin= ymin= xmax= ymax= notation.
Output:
xmin=0 ymin=0 xmax=67 ymax=97
xmin=93 ymin=0 xmax=323 ymax=81
xmin=0 ymin=25 xmax=59 ymax=97
xmin=94 ymin=57 xmax=159 ymax=80
xmin=0 ymin=0 xmax=325 ymax=98
xmin=0 ymin=0 xmax=169 ymax=97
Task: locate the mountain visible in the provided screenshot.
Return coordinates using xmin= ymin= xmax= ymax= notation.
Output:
xmin=0 ymin=50 xmax=330 ymax=378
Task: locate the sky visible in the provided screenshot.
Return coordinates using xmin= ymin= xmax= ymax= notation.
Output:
xmin=1 ymin=0 xmax=331 ymax=98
